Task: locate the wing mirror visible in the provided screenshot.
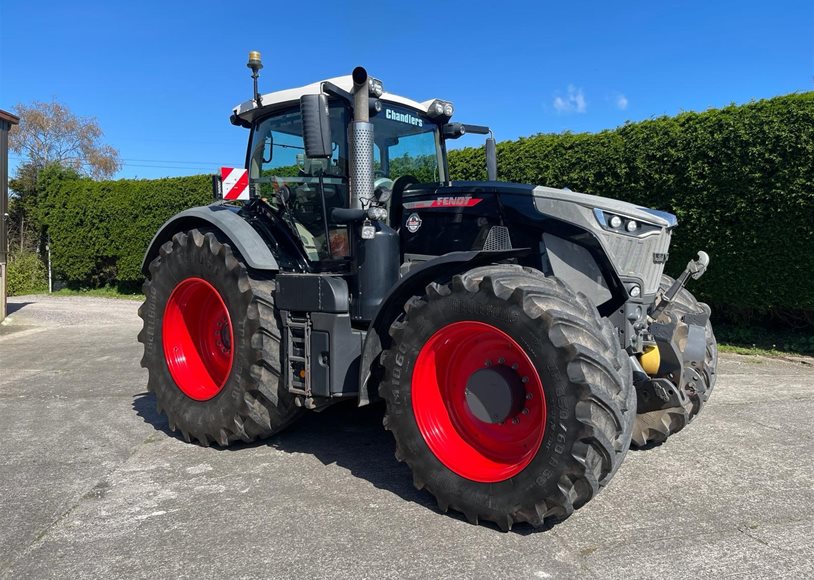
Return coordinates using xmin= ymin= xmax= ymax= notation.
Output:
xmin=300 ymin=94 xmax=332 ymax=159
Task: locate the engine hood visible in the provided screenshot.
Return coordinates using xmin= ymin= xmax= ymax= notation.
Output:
xmin=402 ymin=181 xmax=676 ymax=229
xmin=530 ymin=185 xmax=677 ymax=229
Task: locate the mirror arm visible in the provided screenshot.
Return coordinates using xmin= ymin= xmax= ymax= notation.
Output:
xmin=321 ymin=81 xmax=352 ymax=104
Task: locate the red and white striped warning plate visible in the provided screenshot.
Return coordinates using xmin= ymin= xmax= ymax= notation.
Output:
xmin=220 ymin=167 xmax=249 ymax=200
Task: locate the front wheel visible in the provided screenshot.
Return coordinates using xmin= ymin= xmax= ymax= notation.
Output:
xmin=137 ymin=229 xmax=300 ymax=446
xmin=380 ymin=265 xmax=635 ymax=530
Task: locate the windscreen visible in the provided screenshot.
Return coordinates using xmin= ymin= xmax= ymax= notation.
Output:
xmin=372 ymin=104 xmax=442 ymax=183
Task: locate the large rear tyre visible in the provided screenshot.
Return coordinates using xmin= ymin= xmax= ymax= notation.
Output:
xmin=632 ymin=274 xmax=718 ymax=447
xmin=380 ymin=265 xmax=635 ymax=530
xmin=137 ymin=229 xmax=300 ymax=446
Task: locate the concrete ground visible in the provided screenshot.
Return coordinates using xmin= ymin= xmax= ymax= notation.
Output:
xmin=1 ymin=295 xmax=812 ymax=580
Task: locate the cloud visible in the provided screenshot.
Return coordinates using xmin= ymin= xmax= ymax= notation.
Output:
xmin=553 ymin=85 xmax=587 ymax=114
xmin=615 ymin=93 xmax=629 ymax=110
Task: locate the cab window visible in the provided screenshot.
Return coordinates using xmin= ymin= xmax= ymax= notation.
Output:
xmin=248 ymin=105 xmax=350 ymax=262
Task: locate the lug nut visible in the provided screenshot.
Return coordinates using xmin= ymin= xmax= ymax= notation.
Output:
xmin=522 ymin=408 xmax=529 ymax=415
xmin=512 ymin=417 xmax=520 ymax=424
xmin=511 ymin=363 xmax=519 ymax=370
xmin=498 ymin=357 xmax=505 ymax=364
xmin=525 ymin=392 xmax=533 ymax=400
xmin=521 ymin=376 xmax=529 ymax=383
xmin=484 ymin=360 xmax=492 ymax=367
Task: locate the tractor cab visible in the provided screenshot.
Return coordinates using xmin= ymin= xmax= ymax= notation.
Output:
xmin=229 ymin=70 xmax=494 ymax=272
xmin=229 ymin=66 xmax=498 ymax=323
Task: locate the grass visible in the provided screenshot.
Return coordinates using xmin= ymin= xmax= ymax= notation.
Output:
xmin=717 ymin=344 xmax=786 ymax=357
xmin=51 ymin=287 xmax=144 ymax=301
xmin=715 ymin=323 xmax=814 ymax=358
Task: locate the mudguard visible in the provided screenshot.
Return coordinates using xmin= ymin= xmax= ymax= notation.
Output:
xmin=358 ymin=248 xmax=529 ymax=405
xmin=140 ymin=205 xmax=279 ymax=275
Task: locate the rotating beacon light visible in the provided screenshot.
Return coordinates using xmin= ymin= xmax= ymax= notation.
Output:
xmin=247 ymin=51 xmax=263 ymax=106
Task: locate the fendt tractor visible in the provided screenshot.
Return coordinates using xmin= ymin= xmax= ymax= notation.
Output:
xmin=138 ymin=52 xmax=718 ymax=531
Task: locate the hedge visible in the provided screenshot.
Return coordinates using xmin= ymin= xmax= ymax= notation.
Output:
xmin=450 ymin=92 xmax=814 ymax=323
xmin=39 ymin=171 xmax=211 ymax=286
xmin=37 ymin=92 xmax=813 ymax=324
xmin=6 ymin=251 xmax=48 ymax=296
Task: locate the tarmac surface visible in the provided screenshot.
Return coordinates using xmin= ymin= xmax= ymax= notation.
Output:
xmin=1 ymin=295 xmax=813 ymax=579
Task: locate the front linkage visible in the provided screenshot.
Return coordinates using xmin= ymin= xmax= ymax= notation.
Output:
xmin=633 ymin=252 xmax=718 ymax=446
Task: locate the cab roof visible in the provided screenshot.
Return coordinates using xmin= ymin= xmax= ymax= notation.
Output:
xmin=232 ymin=75 xmax=436 ymax=124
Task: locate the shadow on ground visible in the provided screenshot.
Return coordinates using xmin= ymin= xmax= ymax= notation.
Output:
xmin=133 ymin=392 xmax=546 ymax=534
xmin=133 ymin=394 xmax=430 ymax=506
xmin=5 ymin=302 xmax=32 ymax=315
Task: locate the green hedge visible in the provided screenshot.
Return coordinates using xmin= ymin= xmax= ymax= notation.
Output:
xmin=39 ymin=170 xmax=211 ymax=286
xmin=6 ymin=251 xmax=48 ymax=296
xmin=450 ymin=92 xmax=814 ymax=323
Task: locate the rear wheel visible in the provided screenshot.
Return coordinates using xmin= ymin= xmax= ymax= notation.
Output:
xmin=137 ymin=228 xmax=300 ymax=446
xmin=380 ymin=265 xmax=635 ymax=530
xmin=632 ymin=275 xmax=718 ymax=447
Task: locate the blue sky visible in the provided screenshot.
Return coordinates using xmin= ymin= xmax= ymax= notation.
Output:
xmin=1 ymin=0 xmax=811 ymax=179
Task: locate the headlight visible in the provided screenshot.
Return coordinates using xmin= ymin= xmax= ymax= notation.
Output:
xmin=368 ymin=78 xmax=383 ymax=97
xmin=427 ymin=99 xmax=453 ymax=118
xmin=367 ymin=207 xmax=388 ymax=221
xmin=593 ymin=209 xmax=662 ymax=238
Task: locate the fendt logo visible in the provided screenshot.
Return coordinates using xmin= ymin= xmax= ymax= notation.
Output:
xmin=403 ymin=196 xmax=483 ymax=209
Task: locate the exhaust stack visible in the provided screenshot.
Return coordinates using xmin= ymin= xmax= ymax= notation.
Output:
xmin=350 ymin=67 xmax=374 ymax=209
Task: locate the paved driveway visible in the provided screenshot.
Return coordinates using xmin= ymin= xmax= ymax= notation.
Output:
xmin=1 ymin=295 xmax=812 ymax=579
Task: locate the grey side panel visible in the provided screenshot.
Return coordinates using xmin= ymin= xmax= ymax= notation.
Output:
xmin=543 ymin=233 xmax=612 ymax=305
xmin=533 ymin=189 xmax=671 ymax=296
xmin=140 ymin=205 xmax=278 ymax=274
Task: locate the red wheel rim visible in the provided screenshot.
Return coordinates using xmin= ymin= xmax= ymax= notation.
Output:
xmin=162 ymin=277 xmax=234 ymax=401
xmin=412 ymin=321 xmax=546 ymax=483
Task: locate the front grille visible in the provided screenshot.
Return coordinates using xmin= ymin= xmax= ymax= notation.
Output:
xmin=602 ymin=230 xmax=671 ymax=295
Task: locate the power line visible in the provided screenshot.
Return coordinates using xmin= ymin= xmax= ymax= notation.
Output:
xmin=9 ymin=154 xmax=235 ymax=166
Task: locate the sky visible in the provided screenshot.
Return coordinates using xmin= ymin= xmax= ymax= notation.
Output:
xmin=1 ymin=0 xmax=812 ymax=180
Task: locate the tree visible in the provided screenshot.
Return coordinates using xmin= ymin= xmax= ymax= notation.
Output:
xmin=9 ymin=100 xmax=121 ymax=179
xmin=6 ymin=100 xmax=120 ymax=277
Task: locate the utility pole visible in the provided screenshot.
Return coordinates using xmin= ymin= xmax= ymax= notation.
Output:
xmin=1 ymin=109 xmax=20 ymax=322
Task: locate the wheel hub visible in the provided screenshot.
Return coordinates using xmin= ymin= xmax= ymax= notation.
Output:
xmin=465 ymin=365 xmax=526 ymax=424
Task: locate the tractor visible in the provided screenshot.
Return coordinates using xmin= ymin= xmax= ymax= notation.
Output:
xmin=138 ymin=52 xmax=718 ymax=531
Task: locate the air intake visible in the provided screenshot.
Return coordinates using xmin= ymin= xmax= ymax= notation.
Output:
xmin=483 ymin=226 xmax=512 ymax=251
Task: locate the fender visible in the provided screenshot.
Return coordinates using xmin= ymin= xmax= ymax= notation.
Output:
xmin=357 ymin=248 xmax=529 ymax=406
xmin=140 ymin=205 xmax=279 ymax=275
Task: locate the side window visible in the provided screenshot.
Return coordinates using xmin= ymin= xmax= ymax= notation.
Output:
xmin=249 ymin=110 xmax=305 ymax=179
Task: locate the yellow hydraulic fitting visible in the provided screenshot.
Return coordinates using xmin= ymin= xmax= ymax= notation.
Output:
xmin=640 ymin=344 xmax=661 ymax=375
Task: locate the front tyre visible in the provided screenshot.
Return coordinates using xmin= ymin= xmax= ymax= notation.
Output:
xmin=137 ymin=229 xmax=300 ymax=446
xmin=380 ymin=265 xmax=635 ymax=530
